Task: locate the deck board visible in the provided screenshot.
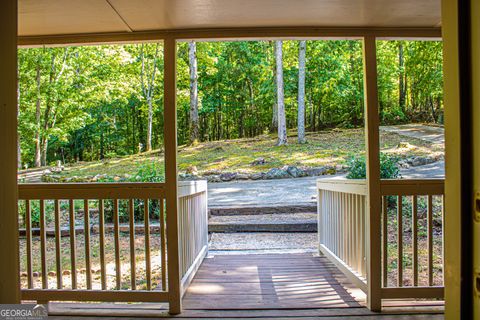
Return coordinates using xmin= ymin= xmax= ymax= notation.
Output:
xmin=47 ymin=253 xmax=444 ymax=318
xmin=183 ymin=253 xmax=363 ymax=310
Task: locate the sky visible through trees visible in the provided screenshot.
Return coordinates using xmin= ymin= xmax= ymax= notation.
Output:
xmin=17 ymin=40 xmax=443 ymax=169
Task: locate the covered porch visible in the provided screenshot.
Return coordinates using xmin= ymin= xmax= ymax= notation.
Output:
xmin=1 ymin=0 xmax=460 ymax=318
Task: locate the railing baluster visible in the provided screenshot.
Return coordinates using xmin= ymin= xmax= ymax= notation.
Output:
xmin=114 ymin=199 xmax=121 ymax=290
xmin=17 ymin=183 xmax=176 ymax=303
xmin=54 ymin=200 xmax=62 ymax=289
xmin=336 ymin=192 xmax=340 ymax=258
xmin=382 ymin=196 xmax=388 ymax=288
xmin=99 ymin=199 xmax=106 ymax=290
xmin=69 ymin=199 xmax=77 ymax=289
xmin=347 ymin=193 xmax=351 ymax=266
xmin=341 ymin=192 xmax=345 ymax=261
xmin=350 ymin=194 xmax=354 ymax=267
xmin=361 ymin=194 xmax=366 ymax=277
xmin=326 ymin=191 xmax=330 ymax=247
xmin=412 ymin=195 xmax=418 ymax=286
xmin=328 ymin=191 xmax=332 ymax=252
xmin=427 ymin=195 xmax=433 ymax=286
xmin=351 ymin=194 xmax=356 ymax=272
xmin=84 ymin=199 xmax=92 ymax=289
xmin=144 ymin=199 xmax=151 ymax=290
xmin=25 ymin=200 xmax=33 ymax=289
xmin=129 ymin=199 xmax=136 ymax=290
xmin=397 ymin=195 xmax=403 ymax=287
xmin=160 ymin=198 xmax=167 ymax=290
xmin=353 ymin=194 xmax=362 ymax=274
xmin=40 ymin=199 xmax=47 ymax=289
xmin=316 ymin=179 xmax=445 ymax=301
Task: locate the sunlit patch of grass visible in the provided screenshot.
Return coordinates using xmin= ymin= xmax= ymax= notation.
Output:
xmin=50 ymin=128 xmax=443 ymax=181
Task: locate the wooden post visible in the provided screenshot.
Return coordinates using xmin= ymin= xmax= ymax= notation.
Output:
xmin=362 ymin=35 xmax=382 ymax=311
xmin=0 ymin=0 xmax=20 ymax=303
xmin=471 ymin=2 xmax=480 ymax=318
xmin=442 ymin=0 xmax=462 ymax=317
xmin=164 ymin=37 xmax=182 ymax=314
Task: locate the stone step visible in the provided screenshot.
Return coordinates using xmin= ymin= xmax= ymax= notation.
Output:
xmin=208 ymin=213 xmax=317 ymax=233
xmin=208 ymin=204 xmax=317 ymax=216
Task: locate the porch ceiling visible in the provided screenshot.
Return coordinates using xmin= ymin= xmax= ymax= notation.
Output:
xmin=19 ymin=0 xmax=441 ymax=38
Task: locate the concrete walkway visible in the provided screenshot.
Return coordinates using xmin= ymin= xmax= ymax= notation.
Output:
xmin=208 ymin=161 xmax=446 ymax=208
xmin=209 ymin=124 xmax=445 ymax=208
xmin=208 ymin=176 xmax=321 ymax=208
xmin=400 ymin=160 xmax=445 ymax=179
xmin=208 ymin=161 xmax=445 ymax=208
xmin=380 ymin=124 xmax=444 ymax=145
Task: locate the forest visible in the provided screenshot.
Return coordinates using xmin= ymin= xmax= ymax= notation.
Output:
xmin=17 ymin=40 xmax=443 ymax=169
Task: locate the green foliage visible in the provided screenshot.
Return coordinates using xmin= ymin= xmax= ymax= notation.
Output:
xmin=17 ymin=40 xmax=443 ymax=169
xmin=346 ymin=153 xmax=400 ymax=179
xmin=129 ymin=162 xmax=164 ymax=182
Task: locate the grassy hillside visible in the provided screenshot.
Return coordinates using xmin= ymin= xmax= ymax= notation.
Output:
xmin=24 ymin=128 xmax=443 ymax=182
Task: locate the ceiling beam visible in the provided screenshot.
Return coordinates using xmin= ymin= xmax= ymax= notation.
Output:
xmin=18 ymin=26 xmax=442 ymax=47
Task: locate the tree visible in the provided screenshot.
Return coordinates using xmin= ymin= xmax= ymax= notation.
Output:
xmin=15 ymin=40 xmax=444 ymax=168
xmin=34 ymin=47 xmax=71 ymax=166
xmin=297 ymin=40 xmax=307 ymax=144
xmin=189 ymin=41 xmax=199 ymax=144
xmin=398 ymin=42 xmax=406 ymax=113
xmin=270 ymin=42 xmax=278 ymax=133
xmin=34 ymin=57 xmax=41 ymax=167
xmin=140 ymin=43 xmax=160 ymax=152
xmin=275 ymin=40 xmax=287 ymax=146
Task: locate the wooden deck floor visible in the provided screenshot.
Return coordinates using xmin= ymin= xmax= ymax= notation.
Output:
xmin=183 ymin=253 xmax=362 ymax=310
xmin=49 ymin=253 xmax=444 ymax=319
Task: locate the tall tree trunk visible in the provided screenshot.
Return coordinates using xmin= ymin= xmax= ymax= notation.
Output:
xmin=140 ymin=43 xmax=160 ymax=152
xmin=398 ymin=42 xmax=406 ymax=113
xmin=146 ymin=96 xmax=153 ymax=151
xmin=271 ymin=42 xmax=278 ymax=133
xmin=429 ymin=96 xmax=437 ymax=123
xmin=41 ymin=138 xmax=48 ymax=166
xmin=189 ymin=41 xmax=199 ymax=144
xmin=275 ymin=41 xmax=287 ymax=146
xmin=297 ymin=40 xmax=307 ymax=144
xmin=34 ymin=63 xmax=42 ymax=167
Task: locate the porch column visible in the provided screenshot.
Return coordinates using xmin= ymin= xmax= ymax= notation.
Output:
xmin=0 ymin=0 xmax=20 ymax=303
xmin=164 ymin=37 xmax=182 ymax=314
xmin=362 ymin=35 xmax=382 ymax=311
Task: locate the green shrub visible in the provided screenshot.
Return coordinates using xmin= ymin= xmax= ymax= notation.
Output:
xmin=381 ymin=108 xmax=407 ymax=125
xmin=129 ymin=162 xmax=164 ymax=182
xmin=346 ymin=153 xmax=400 ymax=179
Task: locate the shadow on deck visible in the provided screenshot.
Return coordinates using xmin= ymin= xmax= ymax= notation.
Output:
xmin=184 ymin=253 xmax=361 ymax=309
xmin=48 ymin=253 xmax=444 ymax=319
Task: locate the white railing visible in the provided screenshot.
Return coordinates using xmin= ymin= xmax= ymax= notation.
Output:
xmin=317 ymin=178 xmax=445 ymax=302
xmin=178 ymin=180 xmax=208 ymax=296
xmin=17 ymin=181 xmax=209 ymax=304
xmin=317 ymin=179 xmax=368 ymax=292
xmin=380 ymin=179 xmax=444 ymax=299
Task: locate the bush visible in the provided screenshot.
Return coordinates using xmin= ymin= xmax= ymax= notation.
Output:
xmin=346 ymin=153 xmax=400 ymax=179
xmin=381 ymin=108 xmax=407 ymax=125
xmin=129 ymin=162 xmax=164 ymax=182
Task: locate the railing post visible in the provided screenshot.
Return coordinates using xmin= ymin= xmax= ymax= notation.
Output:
xmin=0 ymin=0 xmax=20 ymax=303
xmin=164 ymin=37 xmax=182 ymax=314
xmin=362 ymin=35 xmax=382 ymax=311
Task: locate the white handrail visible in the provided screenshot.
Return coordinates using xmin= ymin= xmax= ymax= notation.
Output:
xmin=317 ymin=178 xmax=445 ymax=302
